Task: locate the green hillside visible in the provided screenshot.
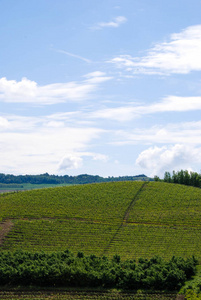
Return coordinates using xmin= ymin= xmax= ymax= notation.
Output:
xmin=0 ymin=181 xmax=201 ymax=262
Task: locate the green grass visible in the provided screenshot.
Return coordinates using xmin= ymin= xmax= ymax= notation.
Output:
xmin=1 ymin=181 xmax=201 ymax=263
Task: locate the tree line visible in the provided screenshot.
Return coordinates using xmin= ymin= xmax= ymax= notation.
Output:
xmin=154 ymin=170 xmax=201 ymax=188
xmin=0 ymin=173 xmax=150 ymax=185
xmin=0 ymin=249 xmax=197 ymax=290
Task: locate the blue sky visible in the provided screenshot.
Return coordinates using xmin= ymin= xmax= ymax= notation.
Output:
xmin=1 ymin=0 xmax=201 ymax=177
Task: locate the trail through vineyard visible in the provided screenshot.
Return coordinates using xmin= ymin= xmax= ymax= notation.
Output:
xmin=123 ymin=181 xmax=148 ymax=222
xmin=102 ymin=181 xmax=148 ymax=255
xmin=1 ymin=181 xmax=201 ymax=260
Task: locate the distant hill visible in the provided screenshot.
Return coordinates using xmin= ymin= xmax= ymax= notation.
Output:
xmin=0 ymin=172 xmax=152 ymax=185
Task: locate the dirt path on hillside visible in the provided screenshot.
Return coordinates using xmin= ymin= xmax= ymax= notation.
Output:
xmin=0 ymin=220 xmax=13 ymax=246
xmin=102 ymin=182 xmax=149 ymax=255
xmin=123 ymin=181 xmax=148 ymax=223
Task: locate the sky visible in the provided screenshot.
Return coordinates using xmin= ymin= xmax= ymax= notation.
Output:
xmin=1 ymin=0 xmax=201 ymax=178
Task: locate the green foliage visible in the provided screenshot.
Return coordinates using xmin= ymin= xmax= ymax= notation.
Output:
xmin=154 ymin=175 xmax=160 ymax=181
xmin=0 ymin=250 xmax=197 ymax=290
xmin=185 ymin=290 xmax=201 ymax=300
xmin=163 ymin=170 xmax=201 ymax=188
xmin=0 ymin=172 xmax=151 ymax=186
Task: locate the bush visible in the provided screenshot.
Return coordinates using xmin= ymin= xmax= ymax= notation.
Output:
xmin=0 ymin=250 xmax=197 ymax=290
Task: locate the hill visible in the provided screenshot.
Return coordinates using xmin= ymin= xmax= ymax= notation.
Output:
xmin=0 ymin=181 xmax=201 ymax=263
xmin=0 ymin=173 xmax=151 ymax=186
xmin=0 ymin=173 xmax=152 ymax=193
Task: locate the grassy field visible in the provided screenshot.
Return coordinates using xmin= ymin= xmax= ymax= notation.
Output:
xmin=0 ymin=183 xmax=72 ymax=193
xmin=0 ymin=181 xmax=201 ymax=263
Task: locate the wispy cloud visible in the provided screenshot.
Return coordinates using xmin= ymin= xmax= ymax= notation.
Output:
xmin=109 ymin=24 xmax=201 ymax=74
xmin=89 ymin=96 xmax=201 ymax=122
xmin=57 ymin=49 xmax=92 ymax=63
xmin=92 ymin=16 xmax=127 ymax=30
xmin=113 ymin=121 xmax=201 ymax=146
xmin=0 ymin=72 xmax=112 ymax=105
xmin=144 ymin=96 xmax=201 ymax=113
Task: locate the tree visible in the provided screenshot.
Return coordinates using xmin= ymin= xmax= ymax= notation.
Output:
xmin=154 ymin=175 xmax=160 ymax=181
xmin=164 ymin=172 xmax=171 ymax=183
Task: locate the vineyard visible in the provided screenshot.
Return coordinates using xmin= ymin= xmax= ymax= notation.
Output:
xmin=0 ymin=181 xmax=201 ymax=262
xmin=1 ymin=181 xmax=201 ymax=298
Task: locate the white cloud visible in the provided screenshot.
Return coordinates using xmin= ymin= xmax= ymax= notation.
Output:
xmin=147 ymin=96 xmax=201 ymax=112
xmin=90 ymin=153 xmax=108 ymax=162
xmin=59 ymin=152 xmax=108 ymax=172
xmin=0 ymin=113 xmax=106 ymax=175
xmin=59 ymin=155 xmax=83 ymax=170
xmin=0 ymin=110 xmax=111 ymax=175
xmin=90 ymin=96 xmax=201 ymax=122
xmin=92 ymin=16 xmax=127 ymax=30
xmin=112 ymin=121 xmax=201 ymax=146
xmin=91 ymin=106 xmax=139 ymax=122
xmin=45 ymin=121 xmax=65 ymax=128
xmin=109 ymin=24 xmax=201 ymax=74
xmin=0 ymin=117 xmax=10 ymax=130
xmin=136 ymin=144 xmax=201 ymax=177
xmin=0 ymin=73 xmax=112 ymax=105
xmin=83 ymin=71 xmax=112 ymax=84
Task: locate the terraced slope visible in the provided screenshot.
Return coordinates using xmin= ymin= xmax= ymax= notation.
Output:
xmin=108 ymin=182 xmax=201 ymax=260
xmin=0 ymin=181 xmax=201 ymax=261
xmin=0 ymin=182 xmax=144 ymax=255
